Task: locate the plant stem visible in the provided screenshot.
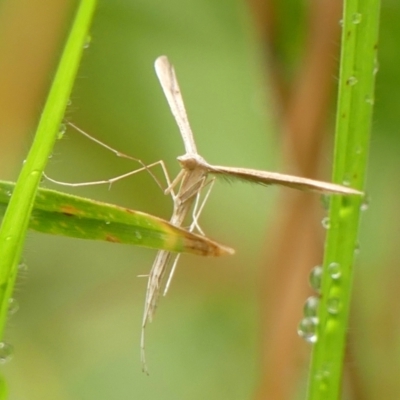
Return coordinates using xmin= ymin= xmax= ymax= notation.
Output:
xmin=0 ymin=0 xmax=97 ymax=344
xmin=306 ymin=0 xmax=380 ymax=399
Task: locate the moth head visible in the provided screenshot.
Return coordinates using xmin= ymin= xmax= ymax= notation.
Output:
xmin=177 ymin=153 xmax=206 ymax=171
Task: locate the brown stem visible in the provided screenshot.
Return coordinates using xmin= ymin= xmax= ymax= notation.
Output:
xmin=0 ymin=0 xmax=72 ymax=177
xmin=252 ymin=0 xmax=343 ymax=399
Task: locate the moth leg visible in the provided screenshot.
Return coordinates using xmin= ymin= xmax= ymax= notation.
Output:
xmin=190 ymin=177 xmax=215 ymax=235
xmin=46 ymin=122 xmax=174 ymax=194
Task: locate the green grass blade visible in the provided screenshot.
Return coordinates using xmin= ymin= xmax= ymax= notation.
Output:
xmin=0 ymin=180 xmax=233 ymax=256
xmin=0 ymin=0 xmax=97 ymax=347
xmin=306 ymin=1 xmax=380 ymax=399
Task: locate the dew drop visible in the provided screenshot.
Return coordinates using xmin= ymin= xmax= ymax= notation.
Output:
xmin=6 ymin=191 xmax=12 ymax=197
xmin=341 ymin=172 xmax=352 ymax=187
xmin=67 ymin=99 xmax=72 ymax=106
xmin=83 ymin=35 xmax=92 ymax=49
xmin=135 ymin=231 xmax=142 ymax=240
xmin=58 ymin=123 xmax=67 ymax=139
xmin=303 ymin=296 xmax=320 ymax=317
xmin=105 ymin=221 xmax=111 ymax=225
xmin=18 ymin=262 xmax=28 ymax=272
xmin=328 ymin=262 xmax=341 ymax=279
xmin=355 ymin=146 xmax=363 ymax=155
xmin=0 ymin=342 xmax=13 ymax=364
xmin=373 ymin=58 xmax=379 ymax=75
xmin=8 ymin=298 xmax=19 ymax=316
xmin=354 ymin=242 xmax=361 ymax=255
xmin=315 ymin=367 xmax=330 ymax=380
xmin=327 ymin=297 xmax=341 ymax=315
xmin=360 ymin=197 xmax=369 ymax=211
xmin=309 ymin=265 xmax=323 ymax=293
xmin=338 ymin=19 xmax=343 ymax=27
xmin=352 ymin=13 xmax=362 ymax=24
xmin=314 ymin=364 xmax=331 ymax=387
xmin=365 ymin=95 xmax=374 ymax=105
xmin=297 ymin=317 xmax=318 ymax=343
xmin=347 ymin=76 xmax=358 ymax=86
xmin=321 ymin=217 xmax=331 ymax=229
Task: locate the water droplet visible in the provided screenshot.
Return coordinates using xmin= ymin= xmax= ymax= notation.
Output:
xmin=327 ymin=297 xmax=341 ymax=315
xmin=8 ymin=298 xmax=19 ymax=316
xmin=58 ymin=123 xmax=67 ymax=139
xmin=321 ymin=217 xmax=330 ymax=229
xmin=341 ymin=172 xmax=352 ymax=187
xmin=303 ymin=296 xmax=320 ymax=317
xmin=83 ymin=35 xmax=92 ymax=49
xmin=314 ymin=364 xmax=331 ymax=388
xmin=360 ymin=197 xmax=369 ymax=211
xmin=0 ymin=342 xmax=13 ymax=364
xmin=309 ymin=265 xmax=323 ymax=293
xmin=6 ymin=191 xmax=12 ymax=197
xmin=135 ymin=231 xmax=142 ymax=240
xmin=105 ymin=221 xmax=111 ymax=225
xmin=354 ymin=242 xmax=361 ymax=255
xmin=315 ymin=367 xmax=330 ymax=380
xmin=18 ymin=262 xmax=28 ymax=272
xmin=347 ymin=76 xmax=358 ymax=86
xmin=328 ymin=262 xmax=341 ymax=279
xmin=373 ymin=58 xmax=379 ymax=75
xmin=297 ymin=317 xmax=318 ymax=343
xmin=355 ymin=146 xmax=363 ymax=155
xmin=67 ymin=99 xmax=72 ymax=106
xmin=352 ymin=13 xmax=362 ymax=24
xmin=365 ymin=95 xmax=374 ymax=105
xmin=338 ymin=19 xmax=343 ymax=27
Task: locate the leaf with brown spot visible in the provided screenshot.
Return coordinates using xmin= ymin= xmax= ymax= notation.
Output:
xmin=0 ymin=180 xmax=233 ymax=256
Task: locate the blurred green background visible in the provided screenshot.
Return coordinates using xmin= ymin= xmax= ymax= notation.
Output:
xmin=0 ymin=0 xmax=398 ymax=399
